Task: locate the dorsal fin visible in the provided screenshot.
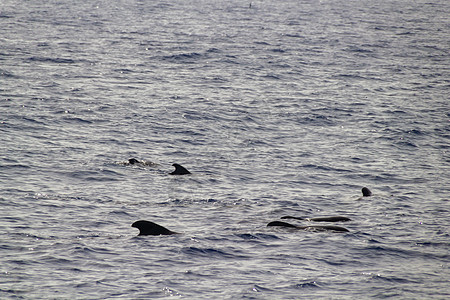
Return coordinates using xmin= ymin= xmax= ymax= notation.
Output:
xmin=170 ymin=163 xmax=191 ymax=175
xmin=362 ymin=187 xmax=372 ymax=197
xmin=131 ymin=220 xmax=177 ymax=236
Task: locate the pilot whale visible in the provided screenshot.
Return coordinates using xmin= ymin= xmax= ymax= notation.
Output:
xmin=281 ymin=216 xmax=351 ymax=222
xmin=128 ymin=158 xmax=141 ymax=165
xmin=170 ymin=163 xmax=191 ymax=175
xmin=131 ymin=220 xmax=178 ymax=236
xmin=267 ymin=221 xmax=349 ymax=232
xmin=124 ymin=158 xmax=159 ymax=167
xmin=131 ymin=219 xmax=348 ymax=236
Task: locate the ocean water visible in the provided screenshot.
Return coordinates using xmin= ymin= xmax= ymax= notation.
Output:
xmin=1 ymin=0 xmax=449 ymax=298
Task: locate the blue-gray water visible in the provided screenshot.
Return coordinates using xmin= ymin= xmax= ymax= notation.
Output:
xmin=1 ymin=0 xmax=449 ymax=298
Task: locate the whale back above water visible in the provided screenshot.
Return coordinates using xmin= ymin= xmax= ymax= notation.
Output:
xmin=267 ymin=221 xmax=298 ymax=228
xmin=124 ymin=158 xmax=160 ymax=167
xmin=170 ymin=163 xmax=191 ymax=175
xmin=128 ymin=158 xmax=140 ymax=164
xmin=131 ymin=220 xmax=178 ymax=235
xmin=267 ymin=221 xmax=349 ymax=232
xmin=281 ymin=216 xmax=351 ymax=222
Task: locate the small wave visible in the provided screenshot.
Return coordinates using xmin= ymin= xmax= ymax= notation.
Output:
xmin=108 ymin=210 xmax=133 ymax=217
xmin=235 ymin=233 xmax=280 ymax=240
xmin=415 ymin=241 xmax=450 ymax=248
xmin=293 ymin=281 xmax=322 ymax=289
xmin=162 ymin=52 xmax=203 ymax=63
xmin=395 ymin=140 xmax=418 ymax=148
xmin=366 ymin=273 xmax=420 ymax=284
xmin=1 ymin=163 xmax=31 ymax=170
xmin=27 ymin=56 xmax=76 ymax=64
xmin=62 ymin=116 xmax=93 ymax=124
xmin=41 ymin=256 xmax=73 ymax=265
xmin=0 ymin=69 xmax=19 ymax=78
xmin=160 ymin=198 xmax=219 ymax=206
xmin=361 ymin=244 xmax=450 ymax=261
xmin=262 ymin=73 xmax=281 ymax=80
xmin=162 ymin=286 xmax=181 ymax=297
xmin=113 ymin=68 xmax=134 ymax=74
xmin=270 ymin=48 xmax=286 ymax=53
xmin=251 ymin=284 xmax=273 ymax=292
xmin=284 ymin=33 xmax=303 ymax=38
xmin=301 ymin=163 xmax=352 ymax=173
xmin=67 ymin=170 xmax=122 ymax=182
xmin=297 ymin=114 xmax=335 ymax=126
xmin=346 ymin=46 xmax=374 ymax=53
xmin=181 ymin=247 xmax=239 ymax=259
xmin=70 ymin=246 xmax=113 ymax=256
xmin=206 ymin=47 xmax=221 ymax=53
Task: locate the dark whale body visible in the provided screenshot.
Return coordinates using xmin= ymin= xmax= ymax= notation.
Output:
xmin=170 ymin=163 xmax=191 ymax=175
xmin=281 ymin=216 xmax=351 ymax=222
xmin=267 ymin=221 xmax=349 ymax=232
xmin=131 ymin=220 xmax=178 ymax=236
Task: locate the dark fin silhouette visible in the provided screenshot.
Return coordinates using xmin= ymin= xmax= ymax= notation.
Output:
xmin=131 ymin=220 xmax=178 ymax=236
xmin=170 ymin=163 xmax=191 ymax=175
xmin=281 ymin=216 xmax=305 ymax=220
xmin=362 ymin=187 xmax=372 ymax=197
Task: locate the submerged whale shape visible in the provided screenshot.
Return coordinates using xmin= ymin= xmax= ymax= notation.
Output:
xmin=124 ymin=158 xmax=159 ymax=167
xmin=267 ymin=221 xmax=349 ymax=232
xmin=362 ymin=187 xmax=372 ymax=197
xmin=281 ymin=216 xmax=351 ymax=222
xmin=170 ymin=163 xmax=191 ymax=175
xmin=131 ymin=220 xmax=178 ymax=236
xmin=128 ymin=158 xmax=140 ymax=165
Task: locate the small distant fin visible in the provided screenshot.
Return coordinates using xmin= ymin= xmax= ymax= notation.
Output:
xmin=362 ymin=187 xmax=372 ymax=197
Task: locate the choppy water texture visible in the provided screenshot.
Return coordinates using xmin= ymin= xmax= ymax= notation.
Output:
xmin=1 ymin=0 xmax=449 ymax=298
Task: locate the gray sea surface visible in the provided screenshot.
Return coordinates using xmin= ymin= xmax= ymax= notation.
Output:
xmin=1 ymin=0 xmax=449 ymax=298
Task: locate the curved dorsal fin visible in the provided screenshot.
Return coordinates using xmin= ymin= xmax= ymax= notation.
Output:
xmin=131 ymin=220 xmax=177 ymax=235
xmin=170 ymin=163 xmax=191 ymax=175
